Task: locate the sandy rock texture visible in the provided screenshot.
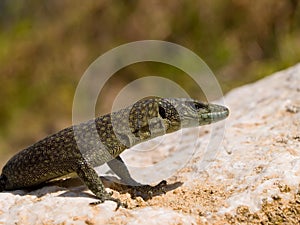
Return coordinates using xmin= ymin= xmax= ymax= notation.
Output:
xmin=0 ymin=64 xmax=300 ymax=224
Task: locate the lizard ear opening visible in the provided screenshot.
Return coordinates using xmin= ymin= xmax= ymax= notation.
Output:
xmin=159 ymin=106 xmax=166 ymax=119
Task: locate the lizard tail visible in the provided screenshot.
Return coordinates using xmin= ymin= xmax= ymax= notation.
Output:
xmin=0 ymin=174 xmax=6 ymax=191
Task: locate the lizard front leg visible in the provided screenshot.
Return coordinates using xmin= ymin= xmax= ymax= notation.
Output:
xmin=75 ymin=160 xmax=127 ymax=210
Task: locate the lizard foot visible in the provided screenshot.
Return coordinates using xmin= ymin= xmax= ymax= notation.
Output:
xmin=90 ymin=192 xmax=128 ymax=210
xmin=129 ymin=180 xmax=167 ymax=200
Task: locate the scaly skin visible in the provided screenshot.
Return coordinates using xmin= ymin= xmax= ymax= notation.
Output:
xmin=0 ymin=97 xmax=229 ymax=209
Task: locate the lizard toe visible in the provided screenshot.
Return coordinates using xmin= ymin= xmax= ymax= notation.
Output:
xmin=90 ymin=193 xmax=127 ymax=210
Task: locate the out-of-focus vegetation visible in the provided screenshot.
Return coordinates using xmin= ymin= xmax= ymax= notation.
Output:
xmin=0 ymin=0 xmax=299 ymax=161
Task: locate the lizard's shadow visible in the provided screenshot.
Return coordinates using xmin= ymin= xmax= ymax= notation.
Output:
xmin=13 ymin=176 xmax=182 ymax=201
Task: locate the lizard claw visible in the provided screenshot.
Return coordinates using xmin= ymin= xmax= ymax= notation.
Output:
xmin=90 ymin=193 xmax=127 ymax=210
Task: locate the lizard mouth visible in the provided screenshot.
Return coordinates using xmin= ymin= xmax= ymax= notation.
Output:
xmin=208 ymin=110 xmax=229 ymax=119
xmin=200 ymin=108 xmax=229 ymax=122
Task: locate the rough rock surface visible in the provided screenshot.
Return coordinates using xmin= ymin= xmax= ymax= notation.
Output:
xmin=1 ymin=64 xmax=300 ymax=224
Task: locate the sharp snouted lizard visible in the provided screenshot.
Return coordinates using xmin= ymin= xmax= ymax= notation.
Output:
xmin=0 ymin=97 xmax=229 ymax=209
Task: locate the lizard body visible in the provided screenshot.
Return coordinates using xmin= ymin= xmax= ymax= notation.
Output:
xmin=0 ymin=97 xmax=229 ymax=208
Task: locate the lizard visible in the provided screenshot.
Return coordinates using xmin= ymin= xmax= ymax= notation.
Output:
xmin=0 ymin=96 xmax=229 ymax=209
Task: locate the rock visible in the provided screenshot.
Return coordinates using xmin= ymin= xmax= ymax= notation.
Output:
xmin=1 ymin=63 xmax=300 ymax=224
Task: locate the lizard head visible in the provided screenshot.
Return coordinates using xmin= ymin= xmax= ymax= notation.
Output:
xmin=160 ymin=98 xmax=229 ymax=132
xmin=128 ymin=97 xmax=229 ymax=138
xmin=162 ymin=98 xmax=229 ymax=128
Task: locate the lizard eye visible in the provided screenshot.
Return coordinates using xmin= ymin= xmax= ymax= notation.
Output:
xmin=159 ymin=106 xmax=166 ymax=119
xmin=190 ymin=102 xmax=206 ymax=110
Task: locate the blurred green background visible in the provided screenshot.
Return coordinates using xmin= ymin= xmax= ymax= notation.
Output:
xmin=0 ymin=0 xmax=299 ymax=165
